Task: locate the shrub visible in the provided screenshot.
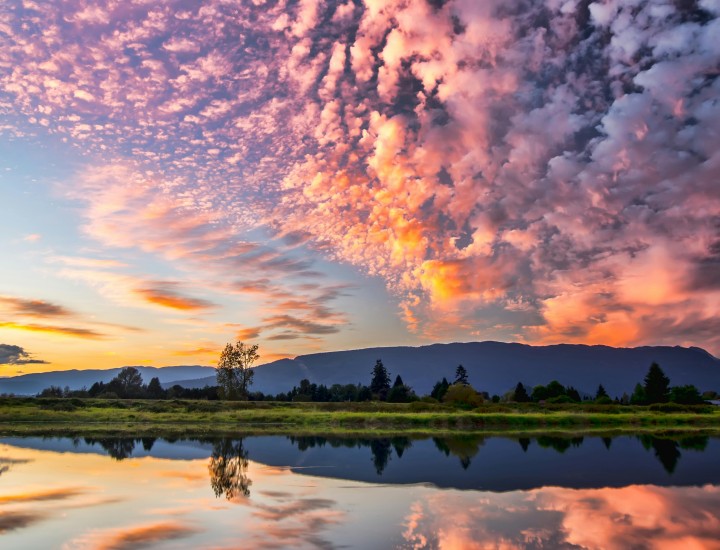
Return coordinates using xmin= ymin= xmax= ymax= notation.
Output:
xmin=595 ymin=396 xmax=613 ymax=405
xmin=409 ymin=401 xmax=440 ymax=412
xmin=443 ymin=384 xmax=483 ymax=408
xmin=547 ymin=395 xmax=575 ymax=404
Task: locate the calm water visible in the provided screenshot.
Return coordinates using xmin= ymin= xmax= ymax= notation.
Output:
xmin=1 ymin=433 xmax=719 ymax=549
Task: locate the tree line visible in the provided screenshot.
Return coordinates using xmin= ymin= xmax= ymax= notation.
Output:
xmin=37 ymin=341 xmax=714 ymax=406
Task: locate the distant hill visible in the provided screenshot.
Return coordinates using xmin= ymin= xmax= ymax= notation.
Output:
xmin=170 ymin=342 xmax=720 ymax=398
xmin=0 ymin=366 xmax=214 ymax=396
xmin=2 ymin=342 xmax=719 ymax=397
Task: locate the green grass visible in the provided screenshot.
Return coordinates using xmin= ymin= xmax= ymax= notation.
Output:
xmin=0 ymin=397 xmax=718 ymax=437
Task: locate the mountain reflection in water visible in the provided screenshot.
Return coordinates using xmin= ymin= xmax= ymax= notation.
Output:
xmin=1 ymin=434 xmax=719 ymax=549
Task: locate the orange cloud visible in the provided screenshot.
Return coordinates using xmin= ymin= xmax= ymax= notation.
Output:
xmin=0 ymin=322 xmax=106 ymax=339
xmin=2 ymin=0 xmax=719 ymax=355
xmin=0 ymin=295 xmax=72 ymax=318
xmin=134 ymin=284 xmax=215 ymax=311
xmin=71 ymin=521 xmax=201 ymax=550
xmin=0 ymin=487 xmax=86 ymax=504
xmin=172 ymin=347 xmax=218 ymax=357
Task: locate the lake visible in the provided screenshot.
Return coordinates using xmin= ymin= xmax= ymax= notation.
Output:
xmin=1 ymin=433 xmax=719 ymax=549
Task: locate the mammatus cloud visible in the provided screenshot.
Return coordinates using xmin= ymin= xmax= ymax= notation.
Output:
xmin=1 ymin=1 xmax=719 ymax=351
xmin=0 ymin=343 xmax=48 ymax=365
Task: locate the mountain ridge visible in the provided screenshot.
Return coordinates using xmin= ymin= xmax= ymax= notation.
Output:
xmin=3 ymin=342 xmax=716 ymax=397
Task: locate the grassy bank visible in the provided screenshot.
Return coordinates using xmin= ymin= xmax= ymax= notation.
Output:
xmin=0 ymin=397 xmax=718 ymax=437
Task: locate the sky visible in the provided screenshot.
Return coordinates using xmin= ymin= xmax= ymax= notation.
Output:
xmin=1 ymin=0 xmax=719 ymax=374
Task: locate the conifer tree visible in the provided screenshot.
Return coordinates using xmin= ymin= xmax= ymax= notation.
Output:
xmin=643 ymin=362 xmax=670 ymax=403
xmin=454 ymin=364 xmax=469 ymax=385
xmin=595 ymin=384 xmax=608 ymax=400
xmin=513 ymin=382 xmax=530 ymax=402
xmin=370 ymin=359 xmax=391 ymax=400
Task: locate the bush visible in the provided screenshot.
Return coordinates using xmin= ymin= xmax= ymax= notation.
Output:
xmin=443 ymin=384 xmax=483 ymax=408
xmin=547 ymin=395 xmax=575 ymax=404
xmin=595 ymin=396 xmax=613 ymax=405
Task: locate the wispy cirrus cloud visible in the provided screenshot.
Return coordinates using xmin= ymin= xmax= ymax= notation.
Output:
xmin=134 ymin=283 xmax=216 ymax=312
xmin=0 ymin=292 xmax=141 ymax=344
xmin=0 ymin=510 xmax=48 ymax=534
xmin=0 ymin=322 xmax=106 ymax=340
xmin=63 ymin=521 xmax=202 ymax=550
xmin=0 ymin=296 xmax=72 ymax=318
xmin=0 ymin=487 xmax=87 ymax=504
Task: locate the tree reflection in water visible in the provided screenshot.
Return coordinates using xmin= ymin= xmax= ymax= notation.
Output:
xmin=70 ymin=432 xmax=712 ymax=483
xmin=638 ymin=435 xmax=708 ymax=474
xmin=82 ymin=437 xmax=156 ymax=461
xmin=209 ymin=438 xmax=252 ymax=499
xmin=287 ymin=435 xmax=412 ymax=475
xmin=369 ymin=439 xmax=392 ymax=474
xmin=433 ymin=436 xmax=485 ymax=470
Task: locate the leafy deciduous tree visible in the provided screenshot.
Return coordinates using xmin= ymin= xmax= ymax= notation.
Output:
xmin=630 ymin=383 xmax=646 ymax=405
xmin=216 ymin=342 xmax=259 ymax=401
xmin=670 ymin=384 xmax=703 ymax=405
xmin=111 ymin=367 xmax=144 ymax=398
xmin=443 ymin=383 xmax=483 ymax=407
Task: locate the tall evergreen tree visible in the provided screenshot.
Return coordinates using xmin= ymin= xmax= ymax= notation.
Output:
xmin=454 ymin=364 xmax=469 ymax=385
xmin=595 ymin=384 xmax=608 ymax=400
xmin=643 ymin=362 xmax=670 ymax=403
xmin=370 ymin=359 xmax=391 ymax=399
xmin=388 ymin=374 xmax=413 ymax=403
xmin=147 ymin=377 xmax=165 ymax=399
xmin=430 ymin=377 xmax=450 ymax=401
xmin=566 ymin=386 xmax=581 ymax=402
xmin=513 ymin=382 xmax=530 ymax=402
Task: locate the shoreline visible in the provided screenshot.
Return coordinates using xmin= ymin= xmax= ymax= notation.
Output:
xmin=1 ymin=422 xmax=720 ymax=439
xmin=0 ymin=397 xmax=719 ymax=437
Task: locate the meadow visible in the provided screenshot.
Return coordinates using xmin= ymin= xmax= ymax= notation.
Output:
xmin=1 ymin=397 xmax=718 ymax=437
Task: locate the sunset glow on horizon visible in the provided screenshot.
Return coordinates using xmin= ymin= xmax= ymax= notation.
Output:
xmin=1 ymin=0 xmax=719 ymax=373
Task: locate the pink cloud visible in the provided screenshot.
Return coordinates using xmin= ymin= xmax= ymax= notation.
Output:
xmin=1 ymin=0 xmax=718 ymax=353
